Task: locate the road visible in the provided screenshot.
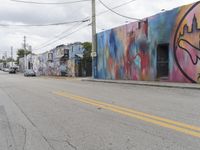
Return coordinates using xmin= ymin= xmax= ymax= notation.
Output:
xmin=0 ymin=71 xmax=200 ymax=150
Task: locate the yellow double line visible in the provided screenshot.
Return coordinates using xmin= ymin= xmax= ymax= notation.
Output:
xmin=54 ymin=91 xmax=200 ymax=138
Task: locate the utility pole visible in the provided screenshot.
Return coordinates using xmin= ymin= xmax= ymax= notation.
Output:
xmin=24 ymin=36 xmax=26 ymax=71
xmin=91 ymin=0 xmax=97 ymax=78
xmin=5 ymin=51 xmax=7 ymax=68
xmin=11 ymin=46 xmax=13 ymax=67
xmin=29 ymin=45 xmax=32 ymax=69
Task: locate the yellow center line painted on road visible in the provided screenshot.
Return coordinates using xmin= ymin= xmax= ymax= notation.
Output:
xmin=54 ymin=91 xmax=200 ymax=138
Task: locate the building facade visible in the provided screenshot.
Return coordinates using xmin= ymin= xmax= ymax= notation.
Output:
xmin=96 ymin=1 xmax=200 ymax=84
xmin=19 ymin=42 xmax=86 ymax=77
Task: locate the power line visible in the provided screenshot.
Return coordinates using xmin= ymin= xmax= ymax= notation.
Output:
xmin=33 ymin=16 xmax=90 ymax=50
xmin=98 ymin=0 xmax=142 ymax=21
xmin=10 ymin=0 xmax=91 ymax=5
xmin=35 ymin=24 xmax=89 ymax=50
xmin=23 ymin=1 xmax=137 ymax=50
xmin=0 ymin=19 xmax=89 ymax=27
xmin=35 ymin=23 xmax=90 ymax=50
xmin=34 ymin=22 xmax=84 ymax=50
xmin=0 ymin=1 xmax=134 ymax=27
xmin=3 ymin=0 xmax=139 ymax=52
xmin=96 ymin=0 xmax=136 ymax=16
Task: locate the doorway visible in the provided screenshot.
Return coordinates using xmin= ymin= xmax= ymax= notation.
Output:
xmin=157 ymin=44 xmax=169 ymax=79
xmin=28 ymin=62 xmax=32 ymax=69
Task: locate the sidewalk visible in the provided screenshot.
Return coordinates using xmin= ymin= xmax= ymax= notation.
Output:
xmin=39 ymin=76 xmax=80 ymax=80
xmin=81 ymin=78 xmax=200 ymax=90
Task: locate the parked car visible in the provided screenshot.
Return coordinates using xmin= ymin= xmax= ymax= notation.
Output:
xmin=9 ymin=67 xmax=16 ymax=74
xmin=24 ymin=69 xmax=36 ymax=77
xmin=12 ymin=66 xmax=19 ymax=72
xmin=3 ymin=68 xmax=10 ymax=72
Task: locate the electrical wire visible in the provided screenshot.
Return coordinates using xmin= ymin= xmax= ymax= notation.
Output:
xmin=10 ymin=0 xmax=91 ymax=5
xmin=96 ymin=0 xmax=136 ymax=16
xmin=35 ymin=24 xmax=89 ymax=50
xmin=34 ymin=22 xmax=84 ymax=50
xmin=21 ymin=1 xmax=137 ymax=50
xmin=34 ymin=0 xmax=139 ymax=49
xmin=1 ymin=0 xmax=135 ymax=27
xmin=33 ymin=15 xmax=90 ymax=49
xmin=2 ymin=0 xmax=139 ymax=51
xmin=0 ymin=19 xmax=89 ymax=27
xmin=98 ymin=0 xmax=141 ymax=21
xmin=34 ymin=23 xmax=90 ymax=50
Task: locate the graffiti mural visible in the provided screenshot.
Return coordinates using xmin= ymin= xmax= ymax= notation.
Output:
xmin=97 ymin=21 xmax=149 ymax=80
xmin=173 ymin=2 xmax=200 ymax=83
xmin=96 ymin=1 xmax=200 ymax=84
xmin=19 ymin=42 xmax=86 ymax=77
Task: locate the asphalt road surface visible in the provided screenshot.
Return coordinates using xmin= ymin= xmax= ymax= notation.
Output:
xmin=0 ymin=71 xmax=200 ymax=150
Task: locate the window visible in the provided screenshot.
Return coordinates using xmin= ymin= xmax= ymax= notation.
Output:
xmin=48 ymin=53 xmax=53 ymax=61
xmin=64 ymin=49 xmax=69 ymax=59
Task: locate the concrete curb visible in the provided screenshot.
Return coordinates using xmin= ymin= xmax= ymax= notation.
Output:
xmin=81 ymin=79 xmax=200 ymax=90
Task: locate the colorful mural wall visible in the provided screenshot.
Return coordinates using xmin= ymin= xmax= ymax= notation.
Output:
xmin=96 ymin=1 xmax=200 ymax=83
xmin=19 ymin=42 xmax=85 ymax=77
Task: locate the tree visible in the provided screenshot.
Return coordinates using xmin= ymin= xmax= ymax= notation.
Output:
xmin=82 ymin=42 xmax=92 ymax=61
xmin=82 ymin=42 xmax=92 ymax=76
xmin=16 ymin=49 xmax=31 ymax=64
xmin=6 ymin=57 xmax=15 ymax=62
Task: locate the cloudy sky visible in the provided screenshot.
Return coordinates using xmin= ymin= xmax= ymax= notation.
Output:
xmin=0 ymin=0 xmax=198 ymax=58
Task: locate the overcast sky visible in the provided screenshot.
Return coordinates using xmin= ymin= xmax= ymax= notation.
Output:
xmin=0 ymin=0 xmax=198 ymax=59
